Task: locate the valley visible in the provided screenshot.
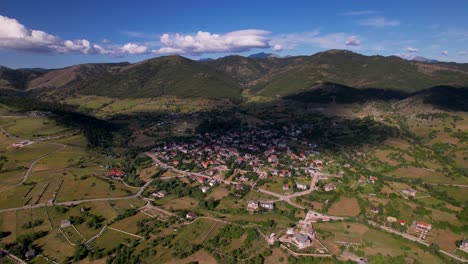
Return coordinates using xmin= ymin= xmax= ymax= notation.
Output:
xmin=0 ymin=51 xmax=467 ymax=264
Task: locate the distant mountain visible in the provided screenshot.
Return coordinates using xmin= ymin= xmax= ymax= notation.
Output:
xmin=412 ymin=56 xmax=439 ymax=63
xmin=248 ymin=52 xmax=281 ymax=59
xmin=2 ymin=49 xmax=468 ymax=101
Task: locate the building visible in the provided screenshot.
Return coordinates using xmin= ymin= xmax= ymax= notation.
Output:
xmin=268 ymin=155 xmax=278 ymax=163
xmin=247 ymin=201 xmax=259 ymax=211
xmin=324 ymin=182 xmax=336 ymax=192
xmin=387 ymin=216 xmax=397 ymax=223
xmin=460 ymin=239 xmax=468 ymax=250
xmin=282 ymin=184 xmax=290 ymax=191
xmin=259 ymin=201 xmax=275 ymax=210
xmin=12 ymin=140 xmax=33 ymax=148
xmin=107 ymin=169 xmax=126 ymax=180
xmin=296 ymin=183 xmax=308 ymax=190
xmin=152 ymin=190 xmax=168 ymax=198
xmin=208 ymin=180 xmax=217 ymax=187
xmin=415 ymin=221 xmax=432 ymax=231
xmin=186 ymin=212 xmax=197 ymax=220
xmin=293 ymin=233 xmax=312 ymax=249
xmin=403 ymin=188 xmax=417 ymax=197
xmin=398 ymin=219 xmax=406 ymax=226
xmin=370 ymin=206 xmax=379 ymax=214
xmin=60 ymin=220 xmax=71 ymax=228
xmin=201 ymin=186 xmax=210 ymax=193
xmin=369 ymin=176 xmax=378 ymax=183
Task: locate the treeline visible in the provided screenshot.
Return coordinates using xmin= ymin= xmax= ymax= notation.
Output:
xmin=0 ymin=96 xmax=116 ymax=147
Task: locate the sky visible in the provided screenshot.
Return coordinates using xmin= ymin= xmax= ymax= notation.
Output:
xmin=0 ymin=0 xmax=467 ymax=68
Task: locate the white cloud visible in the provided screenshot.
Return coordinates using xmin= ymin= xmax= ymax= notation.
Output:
xmin=441 ymin=50 xmax=449 ymax=56
xmin=121 ymin=43 xmax=148 ymax=54
xmin=341 ymin=10 xmax=376 ymax=16
xmin=0 ymin=15 xmax=149 ymax=56
xmin=359 ymin=17 xmax=400 ymax=27
xmin=406 ymin=46 xmax=419 ymax=53
xmin=272 ymin=44 xmax=283 ymax=51
xmin=154 ymin=29 xmax=271 ymax=55
xmin=271 ymin=30 xmax=361 ymax=51
xmin=459 ymin=51 xmax=468 ymax=56
xmin=345 ymin=36 xmax=361 ymax=46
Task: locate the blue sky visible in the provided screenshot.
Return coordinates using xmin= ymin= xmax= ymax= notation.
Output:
xmin=1 ymin=0 xmax=467 ymax=68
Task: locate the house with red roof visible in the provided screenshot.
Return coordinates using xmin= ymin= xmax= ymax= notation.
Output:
xmin=107 ymin=169 xmax=126 ymax=180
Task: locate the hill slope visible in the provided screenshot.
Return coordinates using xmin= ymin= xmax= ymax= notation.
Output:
xmin=1 ymin=50 xmax=468 ymax=101
xmin=79 ymin=56 xmax=241 ymax=100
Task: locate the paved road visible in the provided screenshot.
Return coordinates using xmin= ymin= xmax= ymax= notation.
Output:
xmin=368 ymin=221 xmax=467 ymax=263
xmin=146 ymin=152 xmax=239 ymax=186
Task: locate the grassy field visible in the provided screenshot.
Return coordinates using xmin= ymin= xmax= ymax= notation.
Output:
xmin=315 ymin=222 xmax=445 ymax=263
xmin=93 ymin=228 xmax=138 ymax=251
xmin=110 ymin=212 xmax=151 ymax=234
xmin=34 ymin=229 xmax=75 ymax=263
xmin=0 ymin=117 xmax=71 ymax=139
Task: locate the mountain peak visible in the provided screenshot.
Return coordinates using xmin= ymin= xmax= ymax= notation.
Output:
xmin=248 ymin=52 xmax=281 ymax=59
xmin=412 ymin=56 xmax=439 ymax=63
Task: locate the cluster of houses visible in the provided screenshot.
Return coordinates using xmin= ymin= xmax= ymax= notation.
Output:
xmin=150 ymin=123 xmax=323 ymax=184
xmin=272 ymin=211 xmax=320 ymax=250
xmin=247 ymin=200 xmax=275 ymax=212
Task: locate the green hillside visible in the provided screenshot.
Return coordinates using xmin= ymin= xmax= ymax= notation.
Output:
xmin=253 ymin=50 xmax=468 ymax=96
xmin=79 ymin=56 xmax=242 ymax=101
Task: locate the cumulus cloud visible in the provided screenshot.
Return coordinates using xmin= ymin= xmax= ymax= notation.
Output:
xmin=0 ymin=15 xmax=149 ymax=56
xmin=154 ymin=30 xmax=271 ymax=55
xmin=359 ymin=17 xmax=400 ymax=27
xmin=406 ymin=46 xmax=419 ymax=53
xmin=441 ymin=50 xmax=449 ymax=56
xmin=345 ymin=36 xmax=361 ymax=46
xmin=459 ymin=51 xmax=468 ymax=56
xmin=121 ymin=43 xmax=148 ymax=54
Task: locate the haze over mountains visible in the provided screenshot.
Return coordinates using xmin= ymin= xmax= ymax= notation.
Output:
xmin=1 ymin=50 xmax=468 ymax=101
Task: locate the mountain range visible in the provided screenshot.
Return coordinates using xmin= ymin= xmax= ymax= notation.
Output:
xmin=1 ymin=50 xmax=468 ymax=102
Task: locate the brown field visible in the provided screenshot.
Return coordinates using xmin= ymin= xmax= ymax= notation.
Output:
xmin=431 ymin=209 xmax=461 ymax=225
xmin=391 ymin=167 xmax=468 ymax=184
xmin=383 ymin=138 xmax=411 ymax=150
xmin=263 ymin=248 xmax=288 ymax=264
xmin=374 ymin=150 xmax=399 ymax=166
xmin=164 ymin=249 xmax=217 ymax=264
xmin=0 ymin=211 xmax=16 ymax=243
xmin=328 ymin=197 xmax=360 ymax=216
xmin=161 ymin=196 xmax=199 ymax=211
xmin=138 ymin=166 xmax=157 ymax=182
xmin=429 ymin=229 xmax=464 ymax=252
xmin=207 ymin=186 xmax=229 ymax=200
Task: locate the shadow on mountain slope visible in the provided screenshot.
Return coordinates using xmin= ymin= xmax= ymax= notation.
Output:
xmin=283 ymin=83 xmax=468 ymax=112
